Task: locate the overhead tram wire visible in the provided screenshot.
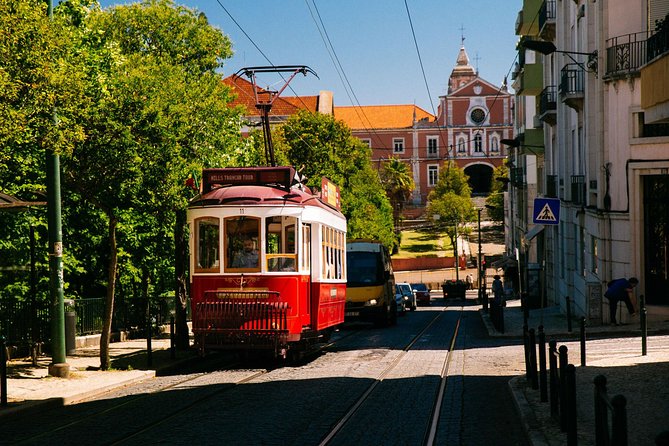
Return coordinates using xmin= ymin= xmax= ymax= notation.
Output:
xmin=306 ymin=0 xmax=394 ymax=159
xmin=403 ymin=0 xmax=450 ymax=161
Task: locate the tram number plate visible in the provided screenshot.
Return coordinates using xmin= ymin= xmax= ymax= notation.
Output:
xmin=345 ymin=311 xmax=359 ymax=317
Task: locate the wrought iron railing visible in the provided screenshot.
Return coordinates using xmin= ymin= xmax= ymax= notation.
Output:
xmin=647 ymin=19 xmax=669 ymax=61
xmin=539 ymin=86 xmax=557 ymax=115
xmin=605 ymin=32 xmax=649 ymax=77
xmin=560 ymin=64 xmax=584 ymax=96
xmin=539 ymin=0 xmax=556 ymax=31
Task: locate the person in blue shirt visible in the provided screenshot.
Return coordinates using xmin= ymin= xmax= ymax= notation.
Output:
xmin=604 ymin=277 xmax=638 ymax=325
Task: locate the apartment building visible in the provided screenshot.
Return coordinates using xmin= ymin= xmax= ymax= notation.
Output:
xmin=511 ymin=0 xmax=669 ymax=324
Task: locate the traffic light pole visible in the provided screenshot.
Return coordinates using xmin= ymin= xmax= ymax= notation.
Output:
xmin=45 ymin=0 xmax=69 ymax=378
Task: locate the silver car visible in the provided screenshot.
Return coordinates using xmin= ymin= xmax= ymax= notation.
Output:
xmin=396 ymin=282 xmax=417 ymax=311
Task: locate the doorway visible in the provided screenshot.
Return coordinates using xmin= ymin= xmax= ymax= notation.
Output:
xmin=643 ymin=174 xmax=669 ymax=305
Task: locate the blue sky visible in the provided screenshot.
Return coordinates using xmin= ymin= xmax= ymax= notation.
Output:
xmin=98 ymin=0 xmax=520 ymax=114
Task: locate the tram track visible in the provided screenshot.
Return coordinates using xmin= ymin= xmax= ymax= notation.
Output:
xmin=318 ymin=305 xmax=464 ymax=446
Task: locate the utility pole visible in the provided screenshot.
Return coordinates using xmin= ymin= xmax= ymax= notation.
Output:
xmin=478 ymin=208 xmax=487 ymax=311
xmin=45 ymin=0 xmax=69 ymax=378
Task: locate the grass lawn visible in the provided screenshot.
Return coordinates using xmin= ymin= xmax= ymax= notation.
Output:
xmin=395 ymin=228 xmax=453 ymax=259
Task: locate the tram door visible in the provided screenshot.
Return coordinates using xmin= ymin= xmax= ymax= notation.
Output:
xmin=302 ymin=224 xmax=312 ymax=315
xmin=643 ymin=175 xmax=669 ymax=305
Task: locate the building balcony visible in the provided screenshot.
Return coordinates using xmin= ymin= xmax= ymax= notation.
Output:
xmin=604 ymin=32 xmax=649 ymax=80
xmin=538 ymin=0 xmax=556 ymax=41
xmin=538 ymin=86 xmax=557 ymax=125
xmin=515 ymin=0 xmax=542 ymax=37
xmin=559 ymin=64 xmax=584 ymax=111
xmin=516 ymin=62 xmax=544 ymax=96
xmin=641 ymin=20 xmax=669 ymax=124
xmin=570 ymin=175 xmax=586 ymax=205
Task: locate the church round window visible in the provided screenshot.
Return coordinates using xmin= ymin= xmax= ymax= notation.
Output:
xmin=470 ymin=108 xmax=486 ymax=124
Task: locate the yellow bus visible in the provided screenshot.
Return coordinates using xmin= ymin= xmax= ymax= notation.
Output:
xmin=344 ymin=240 xmax=397 ymax=327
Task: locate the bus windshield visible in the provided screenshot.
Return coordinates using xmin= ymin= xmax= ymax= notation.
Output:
xmin=346 ymin=251 xmax=384 ymax=287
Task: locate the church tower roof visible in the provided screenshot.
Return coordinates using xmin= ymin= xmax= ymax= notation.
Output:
xmin=448 ymin=44 xmax=477 ymax=93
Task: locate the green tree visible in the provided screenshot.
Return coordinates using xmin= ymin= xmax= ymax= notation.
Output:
xmin=485 ymin=163 xmax=509 ymax=223
xmin=426 ymin=162 xmax=475 ymax=257
xmin=380 ymin=158 xmax=415 ymax=230
xmin=58 ymin=0 xmax=243 ymax=368
xmin=280 ymin=111 xmax=395 ymax=250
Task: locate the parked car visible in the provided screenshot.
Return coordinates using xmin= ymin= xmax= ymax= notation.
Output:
xmin=396 ymin=282 xmax=417 ymax=312
xmin=411 ymin=283 xmax=431 ymax=305
xmin=394 ymin=288 xmax=407 ymax=316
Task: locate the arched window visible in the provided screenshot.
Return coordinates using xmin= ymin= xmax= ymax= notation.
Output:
xmin=474 ymin=133 xmax=483 ymax=152
xmin=490 ymin=136 xmax=499 ymax=152
xmin=457 ymin=137 xmax=466 ymax=153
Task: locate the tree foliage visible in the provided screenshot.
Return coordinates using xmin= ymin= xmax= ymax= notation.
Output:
xmin=426 ymin=162 xmax=476 ymax=254
xmin=380 ymin=158 xmax=415 ymax=228
xmin=280 ymin=111 xmax=395 ymax=250
xmin=485 ymin=163 xmax=508 ymax=222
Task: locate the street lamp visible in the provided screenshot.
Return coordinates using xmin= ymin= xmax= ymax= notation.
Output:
xmin=521 ymin=39 xmax=598 ymax=75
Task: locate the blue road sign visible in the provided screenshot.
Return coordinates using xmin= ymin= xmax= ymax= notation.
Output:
xmin=533 ymin=198 xmax=560 ymax=225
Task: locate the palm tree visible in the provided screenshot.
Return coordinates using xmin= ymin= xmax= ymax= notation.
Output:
xmin=380 ymin=158 xmax=415 ymax=231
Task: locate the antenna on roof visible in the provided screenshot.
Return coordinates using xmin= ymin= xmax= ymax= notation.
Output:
xmin=234 ymin=66 xmax=318 ymax=167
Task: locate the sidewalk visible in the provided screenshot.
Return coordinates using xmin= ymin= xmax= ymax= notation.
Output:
xmin=1 ymin=337 xmax=197 ymax=419
xmin=479 ymin=298 xmax=669 ymax=446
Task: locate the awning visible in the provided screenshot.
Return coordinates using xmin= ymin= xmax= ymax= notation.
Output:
xmin=490 ymin=255 xmax=517 ymax=269
xmin=525 ymin=225 xmax=545 ymax=243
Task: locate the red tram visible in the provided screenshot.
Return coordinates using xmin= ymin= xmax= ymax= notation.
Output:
xmin=188 ymin=166 xmax=347 ymax=357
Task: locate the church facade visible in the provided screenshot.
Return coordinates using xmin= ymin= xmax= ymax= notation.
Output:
xmin=335 ymin=45 xmax=513 ymax=208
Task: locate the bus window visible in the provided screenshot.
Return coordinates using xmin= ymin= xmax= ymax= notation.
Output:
xmin=266 ymin=216 xmax=297 ymax=272
xmin=225 ymin=216 xmax=260 ymax=271
xmin=195 ymin=217 xmax=220 ymax=273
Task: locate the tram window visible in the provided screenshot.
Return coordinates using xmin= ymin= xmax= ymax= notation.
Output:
xmin=301 ymin=225 xmax=311 ymax=271
xmin=266 ymin=216 xmax=297 ymax=272
xmin=195 ymin=217 xmax=219 ymax=273
xmin=225 ymin=216 xmax=260 ymax=270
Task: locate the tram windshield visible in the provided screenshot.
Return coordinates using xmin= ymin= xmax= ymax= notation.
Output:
xmin=225 ymin=216 xmax=260 ymax=270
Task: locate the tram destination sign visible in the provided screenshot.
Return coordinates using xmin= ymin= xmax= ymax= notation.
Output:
xmin=202 ymin=167 xmax=295 ymax=192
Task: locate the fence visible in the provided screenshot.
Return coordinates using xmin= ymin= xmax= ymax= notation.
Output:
xmin=0 ymin=295 xmax=188 ymax=347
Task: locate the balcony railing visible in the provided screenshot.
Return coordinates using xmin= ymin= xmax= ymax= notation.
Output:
xmin=647 ymin=20 xmax=669 ymax=62
xmin=605 ymin=32 xmax=649 ymax=78
xmin=571 ymin=175 xmax=586 ymax=205
xmin=560 ymin=64 xmax=585 ymax=95
xmin=538 ymin=0 xmax=556 ymax=32
xmin=539 ymin=86 xmax=557 ymax=115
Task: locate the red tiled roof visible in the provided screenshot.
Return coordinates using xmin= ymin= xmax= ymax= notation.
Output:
xmin=222 ymin=75 xmax=318 ymax=117
xmin=334 ymin=105 xmax=435 ymax=130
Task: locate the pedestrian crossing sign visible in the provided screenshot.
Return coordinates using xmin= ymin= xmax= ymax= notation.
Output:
xmin=533 ymin=198 xmax=560 ymax=225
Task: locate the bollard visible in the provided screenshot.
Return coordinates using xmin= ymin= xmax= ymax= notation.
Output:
xmin=1 ymin=336 xmax=7 ymax=407
xmin=594 ymin=375 xmax=608 ymax=445
xmin=528 ymin=328 xmax=538 ymax=390
xmin=523 ymin=323 xmax=530 ymax=375
xmin=538 ymin=326 xmax=548 ymax=402
xmin=566 ymin=296 xmax=572 ymax=332
xmin=580 ymin=317 xmax=586 ymax=367
xmin=559 ymin=345 xmax=569 ymax=432
xmin=170 ymin=316 xmax=176 ymax=359
xmin=566 ymin=364 xmax=578 ymax=446
xmin=549 ymin=340 xmax=559 ymax=418
xmin=641 ymin=295 xmax=647 ymax=356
